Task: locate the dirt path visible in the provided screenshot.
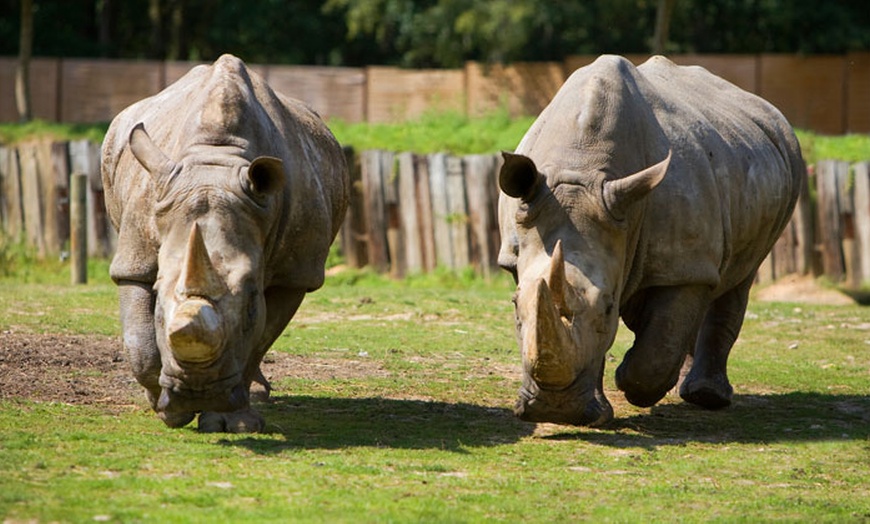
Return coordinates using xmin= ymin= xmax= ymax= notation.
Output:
xmin=0 ymin=332 xmax=388 ymax=408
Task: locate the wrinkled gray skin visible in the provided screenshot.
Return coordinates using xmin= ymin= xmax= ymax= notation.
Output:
xmin=498 ymin=55 xmax=805 ymax=426
xmin=101 ymin=54 xmax=348 ymax=432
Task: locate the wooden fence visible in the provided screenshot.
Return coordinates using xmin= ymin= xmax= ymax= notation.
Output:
xmin=3 ymin=139 xmax=870 ymax=288
xmin=2 ymin=53 xmax=870 ymax=134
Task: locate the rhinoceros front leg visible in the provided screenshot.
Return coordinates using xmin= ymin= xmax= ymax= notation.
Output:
xmin=197 ymin=286 xmax=307 ymax=433
xmin=615 ymin=285 xmax=711 ymax=408
xmin=117 ymin=281 xmax=196 ymax=428
xmin=679 ymin=274 xmax=753 ymax=409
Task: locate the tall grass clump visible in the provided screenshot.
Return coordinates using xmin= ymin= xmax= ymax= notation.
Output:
xmin=0 ymin=120 xmax=109 ymax=145
xmin=328 ymin=109 xmax=535 ymax=155
xmin=795 ymin=130 xmax=870 ymax=165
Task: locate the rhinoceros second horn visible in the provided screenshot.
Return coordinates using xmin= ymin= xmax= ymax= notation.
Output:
xmin=175 ymin=223 xmax=226 ymax=300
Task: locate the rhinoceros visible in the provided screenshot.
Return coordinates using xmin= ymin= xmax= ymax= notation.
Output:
xmin=497 ymin=55 xmax=805 ymax=426
xmin=101 ymin=54 xmax=348 ymax=432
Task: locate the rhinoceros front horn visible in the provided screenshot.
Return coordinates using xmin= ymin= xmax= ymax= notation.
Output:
xmin=523 ymin=246 xmax=580 ymax=390
xmin=167 ymin=223 xmax=227 ymax=363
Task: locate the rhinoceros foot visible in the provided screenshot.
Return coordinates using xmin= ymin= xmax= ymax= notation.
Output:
xmin=198 ymin=408 xmax=264 ymax=433
xmin=679 ymin=373 xmax=733 ymax=410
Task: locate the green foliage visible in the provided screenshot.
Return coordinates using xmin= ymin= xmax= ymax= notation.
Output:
xmin=328 ymin=109 xmax=535 ymax=155
xmin=2 ymin=120 xmax=869 ymax=163
xmin=0 ymin=119 xmax=108 ymax=146
xmin=796 ymin=130 xmax=870 ymax=165
xmin=3 ymin=1 xmax=869 ymax=67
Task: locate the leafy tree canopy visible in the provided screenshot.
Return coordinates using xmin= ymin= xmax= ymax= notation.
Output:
xmin=1 ymin=0 xmax=868 ymax=67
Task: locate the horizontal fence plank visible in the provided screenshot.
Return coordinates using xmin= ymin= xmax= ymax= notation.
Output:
xmin=2 ymin=54 xmax=869 ymax=133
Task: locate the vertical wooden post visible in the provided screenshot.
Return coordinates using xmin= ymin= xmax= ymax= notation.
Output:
xmin=464 ymin=154 xmax=498 ymax=276
xmin=445 ymin=155 xmax=470 ymax=269
xmin=853 ymin=162 xmax=870 ymax=285
xmin=815 ymin=160 xmax=845 ymax=281
xmin=339 ymin=146 xmax=368 ymax=269
xmin=414 ymin=154 xmax=436 ymax=272
xmin=70 ymin=172 xmax=87 ymax=284
xmin=360 ymin=149 xmax=390 ymax=272
xmin=428 ymin=153 xmax=453 ymax=269
xmin=397 ymin=152 xmax=422 ymax=274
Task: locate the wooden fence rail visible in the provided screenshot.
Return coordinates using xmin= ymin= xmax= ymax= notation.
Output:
xmin=2 ymin=139 xmax=870 ymax=288
xmin=2 ymin=53 xmax=870 ymax=134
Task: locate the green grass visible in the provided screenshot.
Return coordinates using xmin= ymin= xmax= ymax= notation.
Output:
xmin=328 ymin=110 xmax=536 ymax=155
xmin=3 ymin=119 xmax=869 ymax=165
xmin=795 ymin=130 xmax=870 ymax=164
xmin=0 ymin=120 xmax=109 ymax=145
xmin=1 ymin=262 xmax=868 ymax=522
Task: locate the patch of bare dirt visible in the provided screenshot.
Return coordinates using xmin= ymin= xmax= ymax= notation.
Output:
xmin=753 ymin=275 xmax=856 ymax=306
xmin=0 ymin=332 xmax=389 ymax=408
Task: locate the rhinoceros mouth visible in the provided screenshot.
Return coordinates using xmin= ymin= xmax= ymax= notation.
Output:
xmin=156 ymin=382 xmax=249 ymax=414
xmin=156 ymin=374 xmax=247 ymax=413
xmin=515 ymin=356 xmax=613 ymax=427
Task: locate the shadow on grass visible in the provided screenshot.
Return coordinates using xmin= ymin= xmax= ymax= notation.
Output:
xmin=220 ymin=395 xmax=535 ymax=454
xmin=543 ymin=392 xmax=870 ymax=448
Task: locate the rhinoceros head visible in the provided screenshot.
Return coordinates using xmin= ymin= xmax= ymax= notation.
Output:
xmin=498 ymin=150 xmax=670 ymax=426
xmin=129 ymin=123 xmax=284 ymax=414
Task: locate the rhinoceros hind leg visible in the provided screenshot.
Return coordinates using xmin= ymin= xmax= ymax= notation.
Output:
xmin=249 ymin=367 xmax=272 ymax=402
xmin=680 ymin=275 xmax=753 ymax=409
xmin=616 ymin=285 xmax=710 ymax=407
xmin=198 ymin=408 xmax=265 ymax=433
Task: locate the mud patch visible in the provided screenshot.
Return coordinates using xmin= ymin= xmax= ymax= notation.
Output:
xmin=0 ymin=332 xmax=389 ymax=408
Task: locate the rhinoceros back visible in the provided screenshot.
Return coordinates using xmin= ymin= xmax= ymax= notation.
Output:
xmin=511 ymin=55 xmax=803 ymax=295
xmin=102 ymin=54 xmax=348 ymax=291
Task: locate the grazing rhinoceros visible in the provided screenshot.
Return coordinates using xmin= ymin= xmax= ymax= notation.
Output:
xmin=497 ymin=55 xmax=804 ymax=426
xmin=101 ymin=54 xmax=348 ymax=432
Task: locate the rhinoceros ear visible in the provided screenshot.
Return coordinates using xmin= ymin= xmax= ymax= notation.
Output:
xmin=500 ymin=152 xmax=542 ymax=201
xmin=602 ymin=150 xmax=671 ymax=221
xmin=244 ymin=156 xmax=285 ymax=201
xmin=128 ymin=123 xmax=176 ymax=179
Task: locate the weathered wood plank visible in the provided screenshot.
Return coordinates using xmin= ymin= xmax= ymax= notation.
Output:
xmin=397 ymin=152 xmax=422 ymax=274
xmin=464 ymin=154 xmax=498 ymax=276
xmin=339 ymin=147 xmax=368 ymax=269
xmin=815 ymin=160 xmax=846 ymax=281
xmin=381 ymin=152 xmax=404 ymax=278
xmin=445 ymin=155 xmax=470 ymax=269
xmin=0 ymin=146 xmax=24 ymax=240
xmin=70 ymin=173 xmax=88 ymax=284
xmin=69 ymin=139 xmax=112 ymax=256
xmin=413 ymin=154 xmax=436 ymax=272
xmin=793 ymin=169 xmax=814 ymax=276
xmin=428 ymin=153 xmax=453 ymax=268
xmin=360 ymin=149 xmax=390 ymax=272
xmin=51 ymin=141 xmax=71 ymax=253
xmin=853 ymin=162 xmax=870 ymax=284
xmin=17 ymin=144 xmax=46 ymax=256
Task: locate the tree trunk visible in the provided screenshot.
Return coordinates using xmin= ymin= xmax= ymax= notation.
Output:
xmin=98 ymin=0 xmax=115 ymax=57
xmin=652 ymin=0 xmax=676 ymax=55
xmin=149 ymin=0 xmax=164 ymax=59
xmin=16 ymin=0 xmax=33 ymax=123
